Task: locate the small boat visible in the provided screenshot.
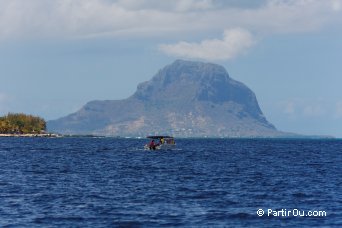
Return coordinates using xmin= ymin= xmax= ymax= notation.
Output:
xmin=144 ymin=135 xmax=176 ymax=150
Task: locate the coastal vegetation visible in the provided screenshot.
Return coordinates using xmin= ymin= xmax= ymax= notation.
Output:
xmin=0 ymin=113 xmax=46 ymax=134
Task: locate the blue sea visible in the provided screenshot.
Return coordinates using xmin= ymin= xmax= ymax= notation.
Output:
xmin=0 ymin=138 xmax=341 ymax=227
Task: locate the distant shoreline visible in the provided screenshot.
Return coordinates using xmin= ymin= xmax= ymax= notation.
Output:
xmin=0 ymin=133 xmax=62 ymax=138
xmin=0 ymin=133 xmax=337 ymax=139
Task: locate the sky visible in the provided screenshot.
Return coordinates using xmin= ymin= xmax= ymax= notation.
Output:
xmin=0 ymin=0 xmax=342 ymax=137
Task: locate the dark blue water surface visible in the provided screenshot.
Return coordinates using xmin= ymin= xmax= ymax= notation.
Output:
xmin=0 ymin=138 xmax=341 ymax=227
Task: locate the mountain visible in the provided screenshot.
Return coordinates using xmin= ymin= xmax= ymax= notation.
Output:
xmin=48 ymin=60 xmax=287 ymax=137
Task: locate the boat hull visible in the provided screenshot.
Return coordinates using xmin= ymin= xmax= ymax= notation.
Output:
xmin=144 ymin=143 xmax=176 ymax=150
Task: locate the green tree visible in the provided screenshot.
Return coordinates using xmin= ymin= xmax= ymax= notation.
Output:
xmin=0 ymin=113 xmax=46 ymax=134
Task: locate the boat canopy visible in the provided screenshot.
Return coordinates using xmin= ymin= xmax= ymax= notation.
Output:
xmin=146 ymin=135 xmax=174 ymax=139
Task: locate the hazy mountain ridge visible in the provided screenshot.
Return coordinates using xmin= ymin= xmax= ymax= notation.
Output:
xmin=48 ymin=60 xmax=289 ymax=137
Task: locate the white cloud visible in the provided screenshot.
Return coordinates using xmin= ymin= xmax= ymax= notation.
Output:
xmin=0 ymin=0 xmax=217 ymax=40
xmin=0 ymin=0 xmax=341 ymax=62
xmin=333 ymin=0 xmax=342 ymax=11
xmin=302 ymin=104 xmax=326 ymax=117
xmin=258 ymin=0 xmax=342 ymax=33
xmin=280 ymin=99 xmax=331 ymax=118
xmin=174 ymin=0 xmax=214 ymax=11
xmin=158 ymin=28 xmax=255 ymax=61
xmin=284 ymin=101 xmax=296 ymax=115
xmin=0 ymin=0 xmax=341 ymax=41
xmin=114 ymin=0 xmax=214 ymax=11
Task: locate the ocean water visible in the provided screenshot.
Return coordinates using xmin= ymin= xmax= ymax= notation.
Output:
xmin=0 ymin=138 xmax=341 ymax=227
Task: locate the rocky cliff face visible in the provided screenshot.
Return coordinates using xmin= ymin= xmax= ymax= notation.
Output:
xmin=48 ymin=60 xmax=285 ymax=137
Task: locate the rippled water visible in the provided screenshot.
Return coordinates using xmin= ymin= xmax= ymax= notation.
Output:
xmin=0 ymin=138 xmax=341 ymax=227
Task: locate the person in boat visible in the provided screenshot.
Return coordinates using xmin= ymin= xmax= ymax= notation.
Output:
xmin=166 ymin=138 xmax=173 ymax=144
xmin=160 ymin=137 xmax=164 ymax=144
xmin=148 ymin=140 xmax=156 ymax=150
